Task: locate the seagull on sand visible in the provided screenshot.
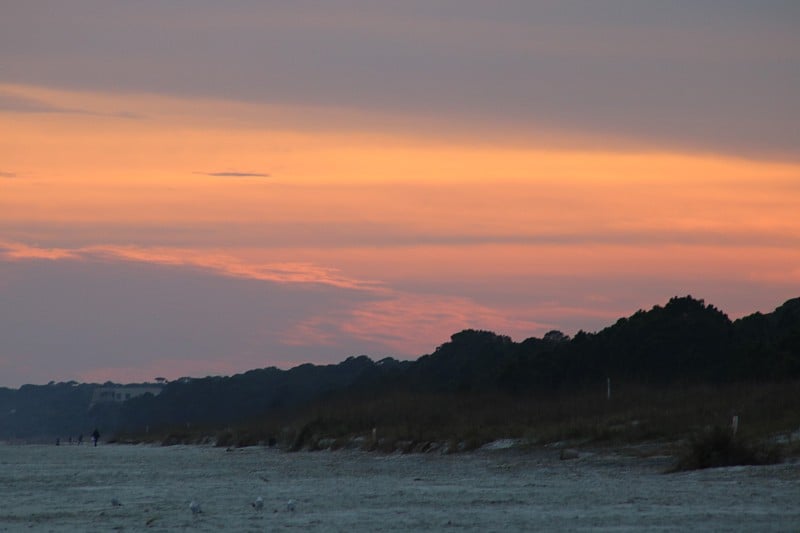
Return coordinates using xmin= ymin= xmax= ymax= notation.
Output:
xmin=252 ymin=496 xmax=264 ymax=511
xmin=189 ymin=501 xmax=202 ymax=515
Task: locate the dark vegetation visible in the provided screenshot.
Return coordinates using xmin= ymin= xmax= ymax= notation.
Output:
xmin=1 ymin=296 xmax=799 ymax=468
xmin=670 ymin=426 xmax=783 ymax=472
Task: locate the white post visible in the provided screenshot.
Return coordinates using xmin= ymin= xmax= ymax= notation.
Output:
xmin=731 ymin=415 xmax=739 ymax=436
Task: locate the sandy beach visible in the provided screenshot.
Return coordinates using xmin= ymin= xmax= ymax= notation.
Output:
xmin=0 ymin=443 xmax=798 ymax=531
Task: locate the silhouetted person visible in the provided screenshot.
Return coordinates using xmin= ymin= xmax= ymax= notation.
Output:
xmin=91 ymin=428 xmax=100 ymax=447
xmin=55 ymin=438 xmax=60 ymax=446
xmin=78 ymin=434 xmax=83 ymax=445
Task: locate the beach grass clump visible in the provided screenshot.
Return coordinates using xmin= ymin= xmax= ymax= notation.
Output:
xmin=670 ymin=426 xmax=782 ymax=472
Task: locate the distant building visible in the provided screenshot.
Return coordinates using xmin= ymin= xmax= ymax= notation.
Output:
xmin=89 ymin=385 xmax=164 ymax=408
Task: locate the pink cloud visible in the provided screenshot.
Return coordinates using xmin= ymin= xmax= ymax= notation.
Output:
xmin=0 ymin=240 xmax=381 ymax=291
xmin=285 ymin=294 xmax=549 ymax=355
xmin=91 ymin=245 xmax=385 ymax=290
xmin=0 ymin=241 xmax=77 ymax=261
xmin=747 ymin=267 xmax=800 ymax=284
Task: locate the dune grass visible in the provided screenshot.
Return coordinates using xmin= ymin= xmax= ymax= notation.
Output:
xmin=112 ymin=380 xmax=800 ymax=462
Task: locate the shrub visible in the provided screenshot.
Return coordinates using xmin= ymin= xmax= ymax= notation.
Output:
xmin=670 ymin=426 xmax=782 ymax=472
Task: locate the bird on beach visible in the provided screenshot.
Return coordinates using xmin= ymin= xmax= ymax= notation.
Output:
xmin=252 ymin=496 xmax=264 ymax=511
xmin=189 ymin=501 xmax=202 ymax=515
xmin=286 ymin=499 xmax=296 ymax=512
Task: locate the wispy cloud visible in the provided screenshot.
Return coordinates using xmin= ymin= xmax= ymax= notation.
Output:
xmin=0 ymin=89 xmax=141 ymax=119
xmin=0 ymin=241 xmax=380 ymax=291
xmin=195 ymin=171 xmax=271 ymax=178
xmin=0 ymin=241 xmax=78 ymax=260
xmin=92 ymin=246 xmax=380 ymax=290
xmin=0 ymin=171 xmax=17 ymax=178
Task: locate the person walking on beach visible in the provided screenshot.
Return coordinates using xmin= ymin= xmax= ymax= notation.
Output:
xmin=91 ymin=428 xmax=100 ymax=447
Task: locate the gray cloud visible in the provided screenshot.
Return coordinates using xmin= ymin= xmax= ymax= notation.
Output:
xmin=0 ymin=255 xmax=383 ymax=387
xmin=0 ymin=91 xmax=141 ymax=119
xmin=195 ymin=171 xmax=271 ymax=178
xmin=1 ymin=1 xmax=797 ymax=159
xmin=0 ymin=92 xmax=80 ymax=114
xmin=3 ymin=220 xmax=799 ymax=251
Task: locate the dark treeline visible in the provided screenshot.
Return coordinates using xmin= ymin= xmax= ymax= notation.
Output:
xmin=1 ymin=295 xmax=798 ymax=441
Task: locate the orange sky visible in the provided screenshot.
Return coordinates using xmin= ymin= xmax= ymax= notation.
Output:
xmin=1 ymin=2 xmax=799 ymax=386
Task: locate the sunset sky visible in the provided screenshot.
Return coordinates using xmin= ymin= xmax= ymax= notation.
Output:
xmin=1 ymin=1 xmax=799 ymax=387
